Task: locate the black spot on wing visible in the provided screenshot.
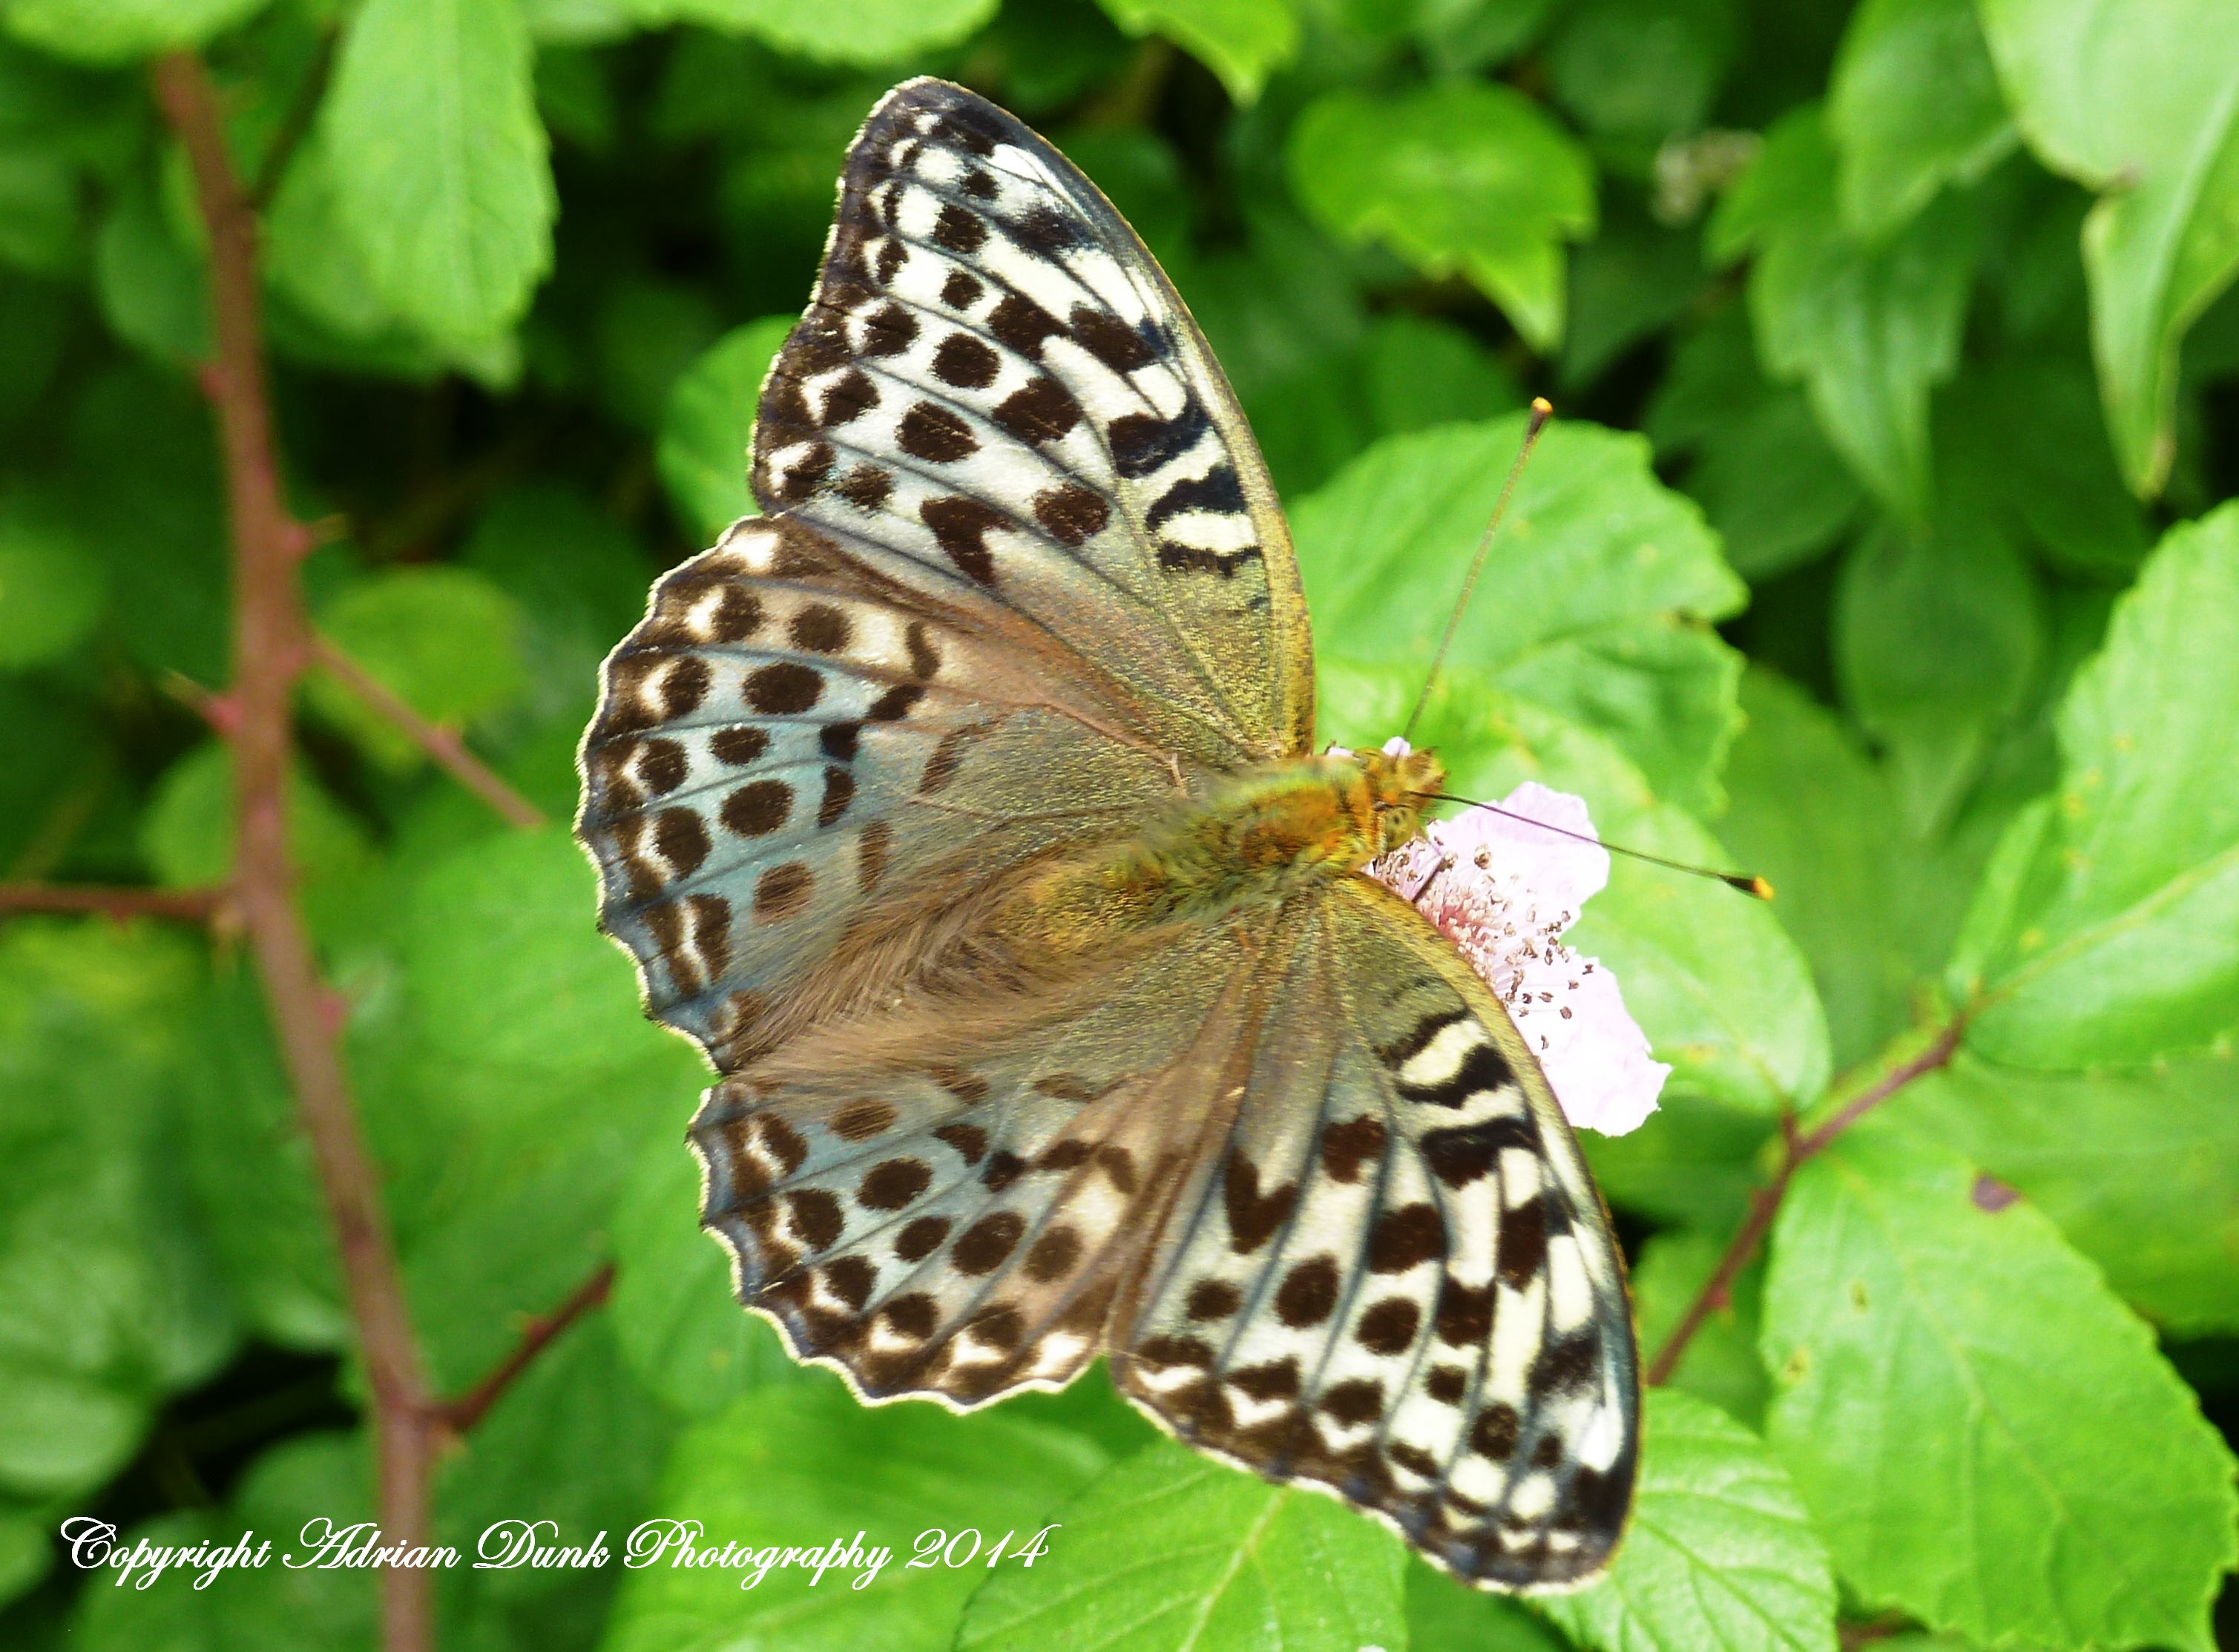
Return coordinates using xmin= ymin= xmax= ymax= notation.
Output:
xmin=1398 ymin=1041 xmax=1516 ymax=1109
xmin=1108 ymin=400 xmax=1211 ymax=478
xmin=1145 ymin=464 xmax=1246 ymax=530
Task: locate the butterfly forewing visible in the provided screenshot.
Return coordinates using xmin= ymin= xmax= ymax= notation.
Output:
xmin=757 ymin=78 xmax=1313 ymax=766
xmin=579 ymin=513 xmax=1171 ymax=1067
xmin=1115 ymin=880 xmax=1638 ymax=1589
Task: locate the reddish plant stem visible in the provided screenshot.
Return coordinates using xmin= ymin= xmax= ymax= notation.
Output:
xmin=153 ymin=53 xmax=438 ymax=1652
xmin=1644 ymin=1016 xmax=1967 ymax=1388
xmin=0 ymin=883 xmax=224 ymax=921
xmin=435 ymin=1264 xmax=616 ymax=1437
xmin=311 ymin=636 xmax=546 ymax=829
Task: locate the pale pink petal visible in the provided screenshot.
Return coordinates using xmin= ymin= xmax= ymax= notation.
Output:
xmin=1499 ymin=950 xmax=1668 ymax=1136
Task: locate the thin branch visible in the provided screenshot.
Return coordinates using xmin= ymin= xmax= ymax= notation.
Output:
xmin=0 ymin=882 xmax=223 ymax=921
xmin=435 ymin=1263 xmax=615 ymax=1436
xmin=1645 ymin=1016 xmax=1967 ymax=1387
xmin=1794 ymin=1018 xmax=1968 ymax=1159
xmin=154 ymin=52 xmax=438 ymax=1652
xmin=311 ymin=636 xmax=547 ymax=829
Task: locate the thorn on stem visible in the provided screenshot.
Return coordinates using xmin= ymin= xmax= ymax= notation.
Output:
xmin=164 ymin=672 xmax=240 ymax=734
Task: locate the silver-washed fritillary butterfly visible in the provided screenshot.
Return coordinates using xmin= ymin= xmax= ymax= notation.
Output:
xmin=576 ymin=78 xmax=1639 ymax=1590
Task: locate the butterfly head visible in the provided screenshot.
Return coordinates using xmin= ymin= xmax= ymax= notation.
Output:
xmin=1353 ymin=745 xmax=1447 ymax=855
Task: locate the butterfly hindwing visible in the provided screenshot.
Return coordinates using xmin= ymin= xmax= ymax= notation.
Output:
xmin=1115 ymin=880 xmax=1640 ymax=1590
xmin=689 ymin=920 xmax=1259 ymax=1406
xmin=757 ymin=76 xmax=1314 ymax=767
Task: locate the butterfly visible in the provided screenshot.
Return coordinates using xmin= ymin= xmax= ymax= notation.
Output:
xmin=576 ymin=78 xmax=1638 ymax=1590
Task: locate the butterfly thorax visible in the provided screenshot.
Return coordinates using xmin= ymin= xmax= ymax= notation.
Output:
xmin=1013 ymin=748 xmax=1445 ymax=947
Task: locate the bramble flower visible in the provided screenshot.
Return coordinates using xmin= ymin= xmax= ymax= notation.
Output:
xmin=1361 ymin=743 xmax=1668 ymax=1136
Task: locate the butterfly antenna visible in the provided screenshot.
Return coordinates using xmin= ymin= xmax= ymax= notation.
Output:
xmin=1401 ymin=398 xmax=1554 ymax=746
xmin=1427 ymin=794 xmax=1774 ymax=898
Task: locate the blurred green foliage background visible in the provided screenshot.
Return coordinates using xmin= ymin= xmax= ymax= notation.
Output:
xmin=0 ymin=0 xmax=2236 ymax=1648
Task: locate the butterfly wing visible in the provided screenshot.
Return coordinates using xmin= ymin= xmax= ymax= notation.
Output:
xmin=688 ymin=916 xmax=1263 ymax=1408
xmin=580 ymin=76 xmax=1640 ymax=1592
xmin=690 ymin=867 xmax=1637 ymax=1589
xmin=754 ymin=76 xmax=1313 ymax=766
xmin=578 ymin=77 xmax=1313 ymax=1068
xmin=1114 ymin=877 xmax=1640 ymax=1590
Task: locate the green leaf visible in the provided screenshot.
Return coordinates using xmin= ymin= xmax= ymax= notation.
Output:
xmin=1630 ymin=1231 xmax=1768 ymax=1426
xmin=1559 ymin=194 xmax=1707 ymax=390
xmin=0 ymin=921 xmax=233 ymax=1501
xmin=0 ymin=147 xmax=79 ymax=274
xmin=0 ymin=271 xmax=67 ymax=431
xmin=1295 ymin=415 xmax=1746 ymax=816
xmin=264 ymin=126 xmax=506 ymax=381
xmin=1289 ymin=82 xmax=1596 ymax=352
xmin=957 ymin=1440 xmax=1405 ymax=1652
xmin=1938 ymin=354 xmax=2151 ymax=579
xmin=0 ymin=1498 xmax=47 ymax=1610
xmin=71 ymin=1434 xmax=380 ymax=1652
xmin=657 ymin=317 xmax=792 ymax=544
xmin=1645 ymin=308 xmax=1866 ymax=582
xmin=601 ymin=1383 xmax=1108 ymax=1652
xmin=536 ymin=43 xmax=618 ymax=153
xmin=1833 ymin=499 xmax=2045 ymax=837
xmin=1760 ymin=1119 xmax=2238 ymax=1652
xmin=1692 ymin=394 xmax=1872 ymax=586
xmin=308 ymin=565 xmax=530 ymax=771
xmin=1322 ymin=672 xmax=1830 ymax=1116
xmin=435 ymin=1314 xmax=674 ymax=1605
xmin=1407 ymin=1553 xmax=1571 ymax=1652
xmin=521 ymin=0 xmax=665 ymax=44
xmin=461 ymin=484 xmax=655 ymax=750
xmin=1540 ymin=1389 xmax=1835 ymax=1652
xmin=1979 ymin=0 xmax=2239 ymax=495
xmin=0 ymin=479 xmax=103 ymax=668
xmin=671 ymin=0 xmax=1000 ymax=66
xmin=372 ymin=829 xmax=706 ymax=1389
xmin=1826 ymin=0 xmax=2014 ymax=239
xmin=93 ymin=173 xmax=210 ymax=364
xmin=1544 ymin=0 xmax=1737 ymax=151
xmin=2 ymin=0 xmax=269 ymax=64
xmin=1183 ymin=207 xmax=1364 ymax=407
xmin=1584 ymin=1087 xmax=1775 ymax=1232
xmin=400 ymin=825 xmax=675 ymax=1076
xmin=67 ymin=363 xmax=228 ymax=685
xmin=177 ymin=963 xmax=349 ymax=1352
xmin=323 ymin=0 xmax=554 ymax=346
xmin=610 ymin=1128 xmax=813 ymax=1418
xmin=1718 ymin=109 xmax=1982 ymax=518
xmin=1094 ymin=0 xmax=1298 ymax=105
xmin=1364 ymin=312 xmax=1525 ymax=433
xmin=1717 ymin=669 xmax=1967 ymax=1071
xmin=1890 ymin=1050 xmax=2239 ymax=1335
xmin=596 ymin=277 xmax=723 ymax=431
xmin=1962 ymin=504 xmax=2239 ymax=1066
